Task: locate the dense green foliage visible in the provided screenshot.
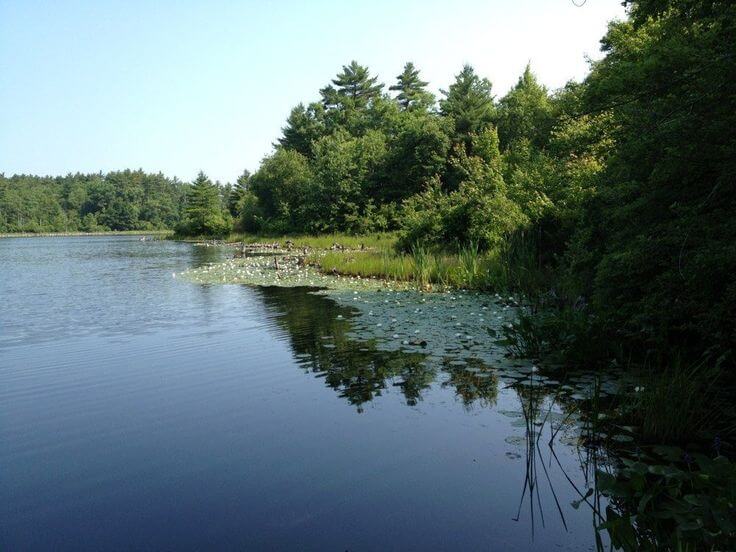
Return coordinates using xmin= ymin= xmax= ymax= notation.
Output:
xmin=175 ymin=172 xmax=232 ymax=237
xmin=0 ymin=169 xmax=236 ymax=237
xmin=237 ymin=0 xmax=735 ymax=367
xmin=3 ymin=0 xmax=733 ymax=369
xmin=0 ymin=170 xmax=187 ymax=232
xmin=241 ymin=57 xmax=589 ymax=254
xmin=597 ymin=445 xmax=736 ymax=550
xmin=569 ymin=0 xmax=736 ymax=364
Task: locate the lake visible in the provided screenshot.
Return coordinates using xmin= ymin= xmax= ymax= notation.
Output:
xmin=1 ymin=236 xmax=609 ymax=551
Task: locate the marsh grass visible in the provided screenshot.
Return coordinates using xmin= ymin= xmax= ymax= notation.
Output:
xmin=410 ymin=244 xmax=431 ymax=288
xmin=484 ymin=231 xmax=548 ymax=295
xmin=227 ymin=232 xmax=398 ymax=251
xmin=227 ymin=231 xmax=553 ymax=294
xmin=312 ymin=239 xmax=550 ymax=292
xmin=620 ymin=360 xmax=733 ymax=444
xmin=457 ymin=241 xmax=481 ymax=288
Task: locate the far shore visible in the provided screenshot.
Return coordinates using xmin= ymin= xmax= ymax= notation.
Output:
xmin=0 ymin=230 xmax=172 ymax=239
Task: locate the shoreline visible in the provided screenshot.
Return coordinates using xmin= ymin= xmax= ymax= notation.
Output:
xmin=0 ymin=230 xmax=172 ymax=239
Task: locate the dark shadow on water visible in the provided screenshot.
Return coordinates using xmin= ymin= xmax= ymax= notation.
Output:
xmin=251 ymin=286 xmax=438 ymax=412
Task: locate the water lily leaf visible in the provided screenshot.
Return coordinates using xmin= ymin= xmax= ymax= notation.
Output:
xmin=650 ymin=445 xmax=684 ymax=462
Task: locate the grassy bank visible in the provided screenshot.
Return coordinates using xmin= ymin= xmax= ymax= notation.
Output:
xmin=219 ymin=232 xmax=546 ymax=293
xmin=225 ymin=231 xmax=398 ymax=251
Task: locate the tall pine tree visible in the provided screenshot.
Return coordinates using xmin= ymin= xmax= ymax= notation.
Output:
xmin=322 ymin=61 xmax=383 ymax=109
xmin=496 ymin=64 xmax=553 ymax=150
xmin=227 ymin=169 xmax=251 ymax=216
xmin=278 ymin=103 xmax=325 ymax=157
xmin=440 ymin=65 xmax=495 ymax=146
xmin=390 ymin=62 xmax=434 ymax=110
xmin=180 ymin=171 xmax=230 ymax=236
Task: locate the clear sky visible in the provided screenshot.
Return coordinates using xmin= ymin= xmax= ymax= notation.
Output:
xmin=0 ymin=0 xmax=626 ymax=184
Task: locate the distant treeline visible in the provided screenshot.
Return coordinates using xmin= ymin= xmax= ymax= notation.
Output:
xmin=0 ymin=170 xmax=191 ymax=233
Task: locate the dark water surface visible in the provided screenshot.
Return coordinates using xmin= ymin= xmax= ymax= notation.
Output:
xmin=1 ymin=237 xmax=606 ymax=551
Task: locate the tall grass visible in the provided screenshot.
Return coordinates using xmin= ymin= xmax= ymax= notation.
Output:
xmin=232 ymin=230 xmax=551 ymax=294
xmin=226 ymin=231 xmax=398 ymax=251
xmin=410 ymin=244 xmax=431 ymax=288
xmin=621 ymin=360 xmax=732 ymax=444
xmin=314 ymin=250 xmax=413 ymax=281
xmin=484 ymin=231 xmax=547 ymax=295
xmin=458 ymin=241 xmax=481 ymax=288
xmin=314 ymin=243 xmax=533 ymax=292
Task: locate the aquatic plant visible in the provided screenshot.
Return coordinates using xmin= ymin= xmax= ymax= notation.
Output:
xmin=457 ymin=241 xmax=481 ymax=289
xmin=616 ymin=360 xmax=735 ymax=445
xmin=497 ymin=303 xmax=612 ymax=368
xmin=596 ymin=448 xmax=736 ymax=551
xmin=410 ymin=244 xmax=430 ymax=289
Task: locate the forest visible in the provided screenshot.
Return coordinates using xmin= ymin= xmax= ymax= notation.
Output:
xmin=237 ymin=0 xmax=734 ymax=375
xmin=0 ymin=171 xmax=188 ymax=232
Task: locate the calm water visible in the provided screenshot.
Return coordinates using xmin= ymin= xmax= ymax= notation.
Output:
xmin=1 ymin=236 xmax=606 ymax=551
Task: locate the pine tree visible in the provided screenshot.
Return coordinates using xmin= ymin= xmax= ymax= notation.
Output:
xmin=227 ymin=169 xmax=251 ymax=216
xmin=496 ymin=64 xmax=552 ymax=150
xmin=182 ymin=171 xmax=230 ymax=236
xmin=440 ymin=65 xmax=495 ymax=144
xmin=390 ymin=62 xmax=434 ymax=110
xmin=322 ymin=61 xmax=383 ymax=108
xmin=278 ymin=103 xmax=325 ymax=157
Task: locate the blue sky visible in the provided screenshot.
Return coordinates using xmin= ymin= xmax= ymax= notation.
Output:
xmin=0 ymin=0 xmax=625 ymax=184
